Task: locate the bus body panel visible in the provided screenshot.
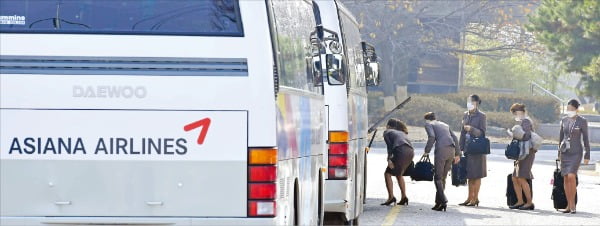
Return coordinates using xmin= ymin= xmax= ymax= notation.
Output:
xmin=1 ymin=216 xmax=278 ymax=226
xmin=1 ymin=0 xmax=326 ymax=224
xmin=317 ymin=0 xmax=368 ymax=221
xmin=0 ymin=0 xmax=277 ymax=148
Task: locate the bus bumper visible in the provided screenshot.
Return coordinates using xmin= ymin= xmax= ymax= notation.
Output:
xmin=0 ymin=217 xmax=278 ymax=226
xmin=324 ymin=179 xmax=351 ymax=215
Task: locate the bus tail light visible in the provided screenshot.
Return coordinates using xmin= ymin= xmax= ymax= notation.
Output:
xmin=328 ymin=131 xmax=349 ymax=180
xmin=248 ymin=148 xmax=277 ymax=218
xmin=329 ymin=167 xmax=348 ymax=179
xmin=249 ymin=183 xmax=276 ymax=199
xmin=249 ymin=166 xmax=277 ymax=182
xmin=249 ymin=201 xmax=276 ymax=217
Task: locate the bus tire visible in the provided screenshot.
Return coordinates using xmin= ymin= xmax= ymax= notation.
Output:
xmin=318 ymin=173 xmax=324 ymax=226
xmin=363 ymin=151 xmax=367 ymax=204
xmin=324 ymin=213 xmax=349 ymax=226
xmin=293 ymin=179 xmax=299 ymax=226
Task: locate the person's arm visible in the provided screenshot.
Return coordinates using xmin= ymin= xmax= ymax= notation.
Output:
xmin=459 ymin=114 xmax=467 ymax=152
xmin=521 ymin=119 xmax=533 ymax=141
xmin=469 ymin=114 xmax=486 ymax=137
xmin=450 ymin=127 xmax=461 ymax=157
xmin=558 ymin=119 xmax=564 ymax=159
xmin=582 ymin=118 xmax=591 ymax=162
xmin=383 ymin=131 xmax=392 ymax=160
xmin=424 ymin=124 xmax=436 ymax=154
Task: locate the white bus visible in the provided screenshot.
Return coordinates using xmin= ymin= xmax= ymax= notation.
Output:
xmin=315 ymin=0 xmax=380 ymax=224
xmin=0 ymin=0 xmax=334 ymax=225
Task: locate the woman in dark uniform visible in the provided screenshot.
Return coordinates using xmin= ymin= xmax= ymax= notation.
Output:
xmin=381 ymin=118 xmax=415 ymax=206
xmin=558 ymin=99 xmax=591 ymax=214
xmin=458 ymin=94 xmax=487 ymax=207
xmin=509 ymin=103 xmax=536 ymax=210
xmin=423 ymin=112 xmax=461 ymax=211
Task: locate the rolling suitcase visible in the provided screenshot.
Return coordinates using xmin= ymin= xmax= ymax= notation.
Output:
xmin=552 ymin=160 xmax=577 ymax=210
xmin=506 ymin=173 xmax=532 ymax=206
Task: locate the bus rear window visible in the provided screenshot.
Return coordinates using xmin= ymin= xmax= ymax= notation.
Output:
xmin=0 ymin=0 xmax=243 ymax=36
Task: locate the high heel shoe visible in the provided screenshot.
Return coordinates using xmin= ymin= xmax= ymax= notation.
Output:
xmin=465 ymin=200 xmax=479 ymax=206
xmin=380 ymin=197 xmax=396 ymax=206
xmin=397 ymin=197 xmax=409 ymax=206
xmin=458 ymin=200 xmax=470 ymax=206
xmin=561 ymin=209 xmax=571 ymax=214
xmin=509 ymin=203 xmax=524 ymax=209
xmin=431 ymin=203 xmax=441 ymax=210
xmin=519 ymin=204 xmax=535 ymax=210
xmin=433 ymin=203 xmax=447 ymax=212
xmin=570 ymin=208 xmax=576 ymax=214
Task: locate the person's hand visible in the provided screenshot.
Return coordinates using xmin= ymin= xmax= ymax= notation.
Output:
xmin=464 ymin=125 xmax=472 ymax=132
xmin=454 ymin=156 xmax=460 ymax=164
xmin=584 ymin=159 xmax=590 ymax=165
xmin=365 ymin=147 xmax=370 ymax=153
xmin=387 ymin=160 xmax=395 ymax=169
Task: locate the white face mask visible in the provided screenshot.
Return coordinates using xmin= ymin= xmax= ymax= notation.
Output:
xmin=467 ymin=102 xmax=475 ymax=111
xmin=566 ymin=111 xmax=577 ymax=117
xmin=426 ymin=120 xmax=433 ymax=124
xmin=515 ymin=117 xmax=522 ymax=121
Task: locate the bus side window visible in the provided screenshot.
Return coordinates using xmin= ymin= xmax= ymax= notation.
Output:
xmin=271 ymin=0 xmax=321 ymax=93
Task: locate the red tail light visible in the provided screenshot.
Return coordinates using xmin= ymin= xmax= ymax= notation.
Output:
xmin=249 ymin=183 xmax=276 ymax=199
xmin=328 ymin=155 xmax=348 ymax=167
xmin=249 ymin=166 xmax=277 ymax=182
xmin=248 ymin=148 xmax=277 ymax=217
xmin=329 ymin=143 xmax=349 ymax=155
xmin=328 ymin=131 xmax=349 ymax=180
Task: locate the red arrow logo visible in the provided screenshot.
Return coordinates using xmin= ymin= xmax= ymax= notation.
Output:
xmin=183 ymin=118 xmax=211 ymax=145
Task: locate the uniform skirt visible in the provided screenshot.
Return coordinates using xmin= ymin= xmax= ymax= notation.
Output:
xmin=514 ymin=150 xmax=536 ymax=179
xmin=466 ymin=154 xmax=487 ymax=179
xmin=385 ymin=145 xmax=415 ymax=176
xmin=560 ymin=149 xmax=583 ymax=176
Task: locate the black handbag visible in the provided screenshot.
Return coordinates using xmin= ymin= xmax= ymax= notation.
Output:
xmin=465 ymin=136 xmax=490 ymax=156
xmin=505 ymin=139 xmax=521 ymax=160
xmin=452 ymin=156 xmax=467 ymax=186
xmin=403 ymin=161 xmax=414 ymax=176
xmin=411 ymin=155 xmax=434 ymax=181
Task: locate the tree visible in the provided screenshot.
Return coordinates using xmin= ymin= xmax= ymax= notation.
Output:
xmin=464 ymin=32 xmax=564 ymax=93
xmin=342 ymin=0 xmax=541 ymax=95
xmin=527 ymin=0 xmax=600 ymax=98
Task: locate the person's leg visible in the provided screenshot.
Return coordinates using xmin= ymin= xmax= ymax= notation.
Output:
xmin=395 ymin=175 xmax=407 ymax=200
xmin=563 ymin=175 xmax=572 ymax=210
xmin=467 ymin=179 xmax=474 ymax=202
xmin=519 ymin=178 xmax=533 ymax=206
xmin=384 ymin=172 xmax=394 ymax=200
xmin=441 ymin=157 xmax=453 ymax=191
xmin=433 ymin=155 xmax=443 ymax=205
xmin=566 ymin=174 xmax=577 ymax=210
xmin=473 ymin=178 xmax=482 ymax=202
xmin=511 ymin=176 xmax=524 ymax=206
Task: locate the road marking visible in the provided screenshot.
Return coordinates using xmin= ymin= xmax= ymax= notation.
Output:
xmin=381 ymin=205 xmax=402 ymax=226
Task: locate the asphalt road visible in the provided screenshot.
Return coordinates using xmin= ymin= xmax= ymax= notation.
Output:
xmin=359 ymin=148 xmax=600 ymax=225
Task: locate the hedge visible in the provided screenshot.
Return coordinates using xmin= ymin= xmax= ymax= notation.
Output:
xmin=426 ymin=92 xmax=560 ymax=123
xmin=391 ymin=96 xmax=466 ymax=131
xmin=376 ymin=95 xmax=537 ymax=132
